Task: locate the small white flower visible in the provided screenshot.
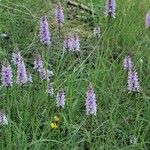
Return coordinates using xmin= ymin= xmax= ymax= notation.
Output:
xmin=0 ymin=112 xmax=8 ymax=125
xmin=1 ymin=33 xmax=8 ymax=38
xmin=130 ymin=135 xmax=137 ymax=145
xmin=27 ymin=73 xmax=33 ymax=83
xmin=47 ymin=70 xmax=54 ymax=77
xmin=47 ymin=70 xmax=54 ymax=81
xmin=140 ymin=58 xmax=143 ymax=64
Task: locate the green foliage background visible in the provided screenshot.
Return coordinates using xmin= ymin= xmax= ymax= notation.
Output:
xmin=0 ymin=0 xmax=150 ymax=149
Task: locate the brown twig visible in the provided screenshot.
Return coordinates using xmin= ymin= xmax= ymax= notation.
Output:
xmin=66 ymin=0 xmax=96 ymax=15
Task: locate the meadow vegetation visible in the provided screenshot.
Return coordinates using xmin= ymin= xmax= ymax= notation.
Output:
xmin=0 ymin=0 xmax=150 ymax=149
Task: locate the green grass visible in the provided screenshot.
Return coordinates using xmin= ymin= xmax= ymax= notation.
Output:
xmin=0 ymin=0 xmax=150 ymax=149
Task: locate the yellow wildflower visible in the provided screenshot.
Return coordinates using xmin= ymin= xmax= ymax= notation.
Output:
xmin=50 ymin=122 xmax=58 ymax=129
xmin=54 ymin=115 xmax=60 ymax=122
